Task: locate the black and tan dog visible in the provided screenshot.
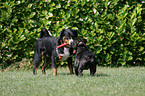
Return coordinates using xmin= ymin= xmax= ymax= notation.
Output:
xmin=74 ymin=38 xmax=97 ymax=76
xmin=33 ymin=28 xmax=77 ymax=76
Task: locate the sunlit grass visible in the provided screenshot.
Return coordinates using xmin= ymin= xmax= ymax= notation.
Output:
xmin=1 ymin=67 xmax=145 ymax=96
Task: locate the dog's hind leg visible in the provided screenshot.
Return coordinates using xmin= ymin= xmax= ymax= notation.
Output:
xmin=42 ymin=56 xmax=51 ymax=75
xmin=33 ymin=53 xmax=42 ymax=75
xmin=90 ymin=63 xmax=96 ymax=76
xmin=33 ymin=61 xmax=40 ymax=75
xmin=51 ymin=56 xmax=57 ymax=76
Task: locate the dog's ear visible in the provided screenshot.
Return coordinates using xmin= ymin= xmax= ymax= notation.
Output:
xmin=71 ymin=29 xmax=78 ymax=38
xmin=39 ymin=28 xmax=47 ymax=38
xmin=60 ymin=29 xmax=65 ymax=37
xmin=58 ymin=29 xmax=65 ymax=44
xmin=83 ymin=39 xmax=87 ymax=44
xmin=39 ymin=28 xmax=51 ymax=38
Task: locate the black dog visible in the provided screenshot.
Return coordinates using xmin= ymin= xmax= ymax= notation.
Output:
xmin=33 ymin=28 xmax=77 ymax=76
xmin=74 ymin=38 xmax=97 ymax=76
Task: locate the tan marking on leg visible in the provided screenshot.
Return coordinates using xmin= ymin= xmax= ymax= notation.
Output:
xmin=53 ymin=68 xmax=57 ymax=76
xmin=35 ymin=68 xmax=37 ymax=75
xmin=42 ymin=67 xmax=45 ymax=75
xmin=68 ymin=65 xmax=74 ymax=74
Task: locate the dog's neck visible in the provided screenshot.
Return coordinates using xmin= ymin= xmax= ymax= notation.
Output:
xmin=76 ymin=44 xmax=88 ymax=53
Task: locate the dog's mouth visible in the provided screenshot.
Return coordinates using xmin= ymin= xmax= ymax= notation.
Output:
xmin=63 ymin=37 xmax=74 ymax=45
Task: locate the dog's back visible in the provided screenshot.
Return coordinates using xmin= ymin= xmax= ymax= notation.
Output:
xmin=74 ymin=38 xmax=97 ymax=76
xmin=79 ymin=49 xmax=96 ymax=68
xmin=35 ymin=29 xmax=51 ymax=52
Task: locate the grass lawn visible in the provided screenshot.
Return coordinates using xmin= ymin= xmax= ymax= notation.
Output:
xmin=0 ymin=67 xmax=145 ymax=96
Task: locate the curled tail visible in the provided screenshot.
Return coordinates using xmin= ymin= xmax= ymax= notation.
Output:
xmin=39 ymin=28 xmax=52 ymax=38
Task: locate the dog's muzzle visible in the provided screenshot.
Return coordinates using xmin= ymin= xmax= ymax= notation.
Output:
xmin=69 ymin=39 xmax=74 ymax=45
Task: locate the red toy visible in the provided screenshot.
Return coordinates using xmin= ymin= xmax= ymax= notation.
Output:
xmin=57 ymin=43 xmax=76 ymax=59
xmin=57 ymin=43 xmax=69 ymax=49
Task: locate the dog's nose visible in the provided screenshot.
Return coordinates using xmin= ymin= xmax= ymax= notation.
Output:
xmin=70 ymin=42 xmax=73 ymax=45
xmin=69 ymin=39 xmax=74 ymax=45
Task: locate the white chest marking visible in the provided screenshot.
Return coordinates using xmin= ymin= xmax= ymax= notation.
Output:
xmin=59 ymin=47 xmax=70 ymax=61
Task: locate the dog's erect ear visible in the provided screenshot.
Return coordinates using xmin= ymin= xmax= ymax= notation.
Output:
xmin=83 ymin=39 xmax=87 ymax=44
xmin=71 ymin=29 xmax=78 ymax=38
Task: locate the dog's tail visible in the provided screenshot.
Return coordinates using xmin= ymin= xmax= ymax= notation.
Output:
xmin=39 ymin=28 xmax=52 ymax=38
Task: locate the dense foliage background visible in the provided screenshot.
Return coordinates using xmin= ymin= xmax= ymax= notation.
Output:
xmin=0 ymin=0 xmax=145 ymax=69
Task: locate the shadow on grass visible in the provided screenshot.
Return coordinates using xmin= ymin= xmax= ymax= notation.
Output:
xmin=83 ymin=73 xmax=109 ymax=77
xmin=95 ymin=73 xmax=109 ymax=77
xmin=58 ymin=73 xmax=74 ymax=76
xmin=57 ymin=72 xmax=109 ymax=77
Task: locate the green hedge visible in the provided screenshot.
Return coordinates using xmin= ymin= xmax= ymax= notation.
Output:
xmin=0 ymin=0 xmax=145 ymax=69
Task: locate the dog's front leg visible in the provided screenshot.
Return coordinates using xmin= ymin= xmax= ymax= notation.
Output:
xmin=67 ymin=57 xmax=74 ymax=74
xmin=74 ymin=58 xmax=79 ymax=76
xmin=78 ymin=67 xmax=83 ymax=77
xmin=75 ymin=67 xmax=78 ymax=76
xmin=51 ymin=56 xmax=57 ymax=76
